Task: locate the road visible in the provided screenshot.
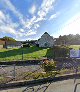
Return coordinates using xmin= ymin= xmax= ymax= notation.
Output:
xmin=0 ymin=79 xmax=80 ymax=92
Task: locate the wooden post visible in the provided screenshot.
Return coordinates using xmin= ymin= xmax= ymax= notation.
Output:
xmin=13 ymin=64 xmax=16 ymax=80
xmin=22 ymin=50 xmax=23 ymax=60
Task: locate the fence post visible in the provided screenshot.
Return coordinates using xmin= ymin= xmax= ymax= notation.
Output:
xmin=53 ymin=49 xmax=55 ymax=59
xmin=13 ymin=64 xmax=16 ymax=80
xmin=5 ymin=52 xmax=7 ymax=61
xmin=22 ymin=50 xmax=23 ymax=60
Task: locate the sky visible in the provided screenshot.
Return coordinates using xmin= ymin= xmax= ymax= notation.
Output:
xmin=0 ymin=0 xmax=80 ymax=41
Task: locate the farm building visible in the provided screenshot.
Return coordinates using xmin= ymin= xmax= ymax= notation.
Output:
xmin=0 ymin=37 xmax=22 ymax=49
xmin=0 ymin=40 xmax=5 ymax=49
xmin=5 ymin=41 xmax=22 ymax=48
xmin=36 ymin=32 xmax=54 ymax=47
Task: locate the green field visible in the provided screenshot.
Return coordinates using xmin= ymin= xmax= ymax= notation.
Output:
xmin=0 ymin=46 xmax=53 ymax=61
xmin=0 ymin=45 xmax=80 ymax=61
xmin=69 ymin=45 xmax=80 ymax=50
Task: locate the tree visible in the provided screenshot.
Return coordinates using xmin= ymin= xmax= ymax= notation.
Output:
xmin=0 ymin=36 xmax=16 ymax=41
xmin=55 ymin=34 xmax=80 ymax=45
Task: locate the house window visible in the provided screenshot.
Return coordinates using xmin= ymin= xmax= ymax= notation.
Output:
xmin=44 ymin=42 xmax=49 ymax=47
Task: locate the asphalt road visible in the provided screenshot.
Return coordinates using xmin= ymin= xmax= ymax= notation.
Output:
xmin=0 ymin=79 xmax=80 ymax=92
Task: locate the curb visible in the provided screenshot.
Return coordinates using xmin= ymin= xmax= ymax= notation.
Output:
xmin=0 ymin=73 xmax=80 ymax=90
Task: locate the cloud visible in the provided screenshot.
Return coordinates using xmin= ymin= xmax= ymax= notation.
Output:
xmin=25 ymin=0 xmax=56 ymax=29
xmin=25 ymin=30 xmax=37 ymax=36
xmin=0 ymin=0 xmax=56 ymax=40
xmin=29 ymin=5 xmax=36 ymax=14
xmin=49 ymin=14 xmax=57 ymax=20
xmin=0 ymin=11 xmax=21 ymax=37
xmin=34 ymin=24 xmax=40 ymax=29
xmin=0 ymin=11 xmax=6 ymax=20
xmin=49 ymin=12 xmax=60 ymax=20
xmin=30 ymin=0 xmax=56 ymax=24
xmin=19 ymin=29 xmax=25 ymax=33
xmin=34 ymin=16 xmax=45 ymax=23
xmin=35 ymin=0 xmax=55 ymax=22
xmin=1 ymin=0 xmax=25 ymax=26
xmin=0 ymin=10 xmax=36 ymax=40
xmin=0 ymin=26 xmax=16 ymax=35
xmin=25 ymin=16 xmax=36 ymax=29
xmin=1 ymin=0 xmax=39 ymax=31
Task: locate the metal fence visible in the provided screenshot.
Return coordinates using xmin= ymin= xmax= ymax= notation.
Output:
xmin=0 ymin=64 xmax=43 ymax=84
xmin=0 ymin=58 xmax=80 ymax=83
xmin=0 ymin=58 xmax=80 ymax=91
xmin=0 ymin=62 xmax=55 ymax=92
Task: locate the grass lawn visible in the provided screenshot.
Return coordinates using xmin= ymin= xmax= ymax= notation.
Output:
xmin=69 ymin=45 xmax=80 ymax=50
xmin=0 ymin=46 xmax=53 ymax=61
xmin=0 ymin=45 xmax=80 ymax=61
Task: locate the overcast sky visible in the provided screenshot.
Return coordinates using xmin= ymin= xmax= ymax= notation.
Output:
xmin=0 ymin=0 xmax=80 ymax=41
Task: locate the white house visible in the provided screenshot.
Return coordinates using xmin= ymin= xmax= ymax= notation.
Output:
xmin=36 ymin=32 xmax=54 ymax=47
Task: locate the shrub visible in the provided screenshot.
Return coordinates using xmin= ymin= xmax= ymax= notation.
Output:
xmin=42 ymin=59 xmax=57 ymax=72
xmin=23 ymin=44 xmax=30 ymax=48
xmin=36 ymin=44 xmax=39 ymax=47
xmin=53 ymin=46 xmax=69 ymax=58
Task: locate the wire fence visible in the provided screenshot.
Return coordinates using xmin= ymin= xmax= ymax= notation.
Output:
xmin=0 ymin=63 xmax=54 ymax=92
xmin=0 ymin=64 xmax=43 ymax=84
xmin=0 ymin=58 xmax=80 ymax=92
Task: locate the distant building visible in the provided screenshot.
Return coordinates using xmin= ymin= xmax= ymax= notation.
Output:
xmin=5 ymin=41 xmax=22 ymax=48
xmin=36 ymin=32 xmax=54 ymax=47
xmin=21 ymin=40 xmax=37 ymax=47
xmin=0 ymin=40 xmax=5 ymax=49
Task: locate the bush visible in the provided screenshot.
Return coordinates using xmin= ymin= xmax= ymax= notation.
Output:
xmin=42 ymin=59 xmax=57 ymax=72
xmin=53 ymin=46 xmax=69 ymax=58
xmin=36 ymin=44 xmax=39 ymax=47
xmin=23 ymin=44 xmax=30 ymax=48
